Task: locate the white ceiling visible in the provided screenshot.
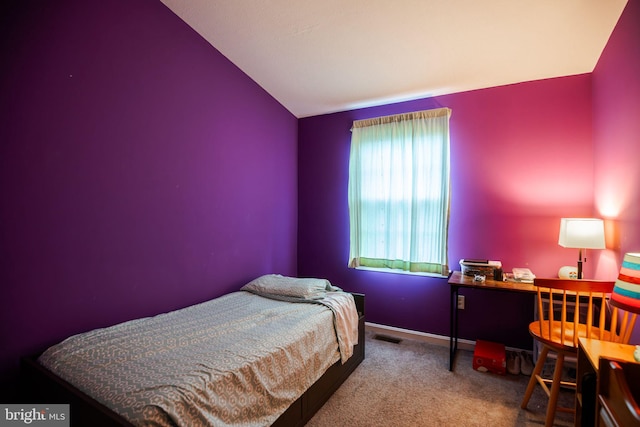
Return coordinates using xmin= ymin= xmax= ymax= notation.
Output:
xmin=160 ymin=0 xmax=627 ymax=118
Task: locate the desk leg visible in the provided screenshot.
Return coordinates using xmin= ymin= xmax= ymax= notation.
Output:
xmin=449 ymin=285 xmax=459 ymax=371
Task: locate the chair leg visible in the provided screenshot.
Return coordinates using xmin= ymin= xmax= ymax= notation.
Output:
xmin=545 ymin=352 xmax=565 ymax=427
xmin=521 ymin=346 xmax=549 ymax=409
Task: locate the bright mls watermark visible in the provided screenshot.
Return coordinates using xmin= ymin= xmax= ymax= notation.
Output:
xmin=0 ymin=405 xmax=69 ymax=426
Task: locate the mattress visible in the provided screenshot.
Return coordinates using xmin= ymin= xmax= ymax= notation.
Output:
xmin=38 ymin=289 xmax=358 ymax=426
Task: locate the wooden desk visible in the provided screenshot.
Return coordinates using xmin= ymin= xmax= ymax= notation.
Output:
xmin=576 ymin=338 xmax=639 ymax=427
xmin=448 ymin=271 xmax=536 ymax=370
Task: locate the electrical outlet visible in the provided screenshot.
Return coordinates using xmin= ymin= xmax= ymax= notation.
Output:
xmin=457 ymin=295 xmax=465 ymax=310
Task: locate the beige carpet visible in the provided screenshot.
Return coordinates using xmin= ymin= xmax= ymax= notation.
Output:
xmin=306 ymin=329 xmax=574 ymax=427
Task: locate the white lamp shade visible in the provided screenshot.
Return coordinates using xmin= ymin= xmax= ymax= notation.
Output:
xmin=558 ymin=218 xmax=605 ymax=249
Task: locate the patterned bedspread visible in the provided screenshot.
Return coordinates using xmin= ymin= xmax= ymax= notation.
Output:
xmin=38 ymin=291 xmax=357 ymax=426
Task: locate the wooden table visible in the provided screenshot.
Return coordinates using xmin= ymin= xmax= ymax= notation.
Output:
xmin=448 ymin=271 xmax=537 ymax=371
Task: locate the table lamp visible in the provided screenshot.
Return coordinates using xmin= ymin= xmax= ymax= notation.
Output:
xmin=558 ymin=218 xmax=605 ymax=279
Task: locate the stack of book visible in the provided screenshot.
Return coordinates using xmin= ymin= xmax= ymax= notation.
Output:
xmin=505 ymin=268 xmax=536 ymax=283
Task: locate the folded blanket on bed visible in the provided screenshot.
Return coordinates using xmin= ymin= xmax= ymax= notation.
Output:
xmin=241 ymin=274 xmax=359 ymax=363
xmin=321 ymin=291 xmax=359 ymax=363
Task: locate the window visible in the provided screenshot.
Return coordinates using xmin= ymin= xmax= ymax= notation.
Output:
xmin=347 ymin=108 xmax=451 ymax=276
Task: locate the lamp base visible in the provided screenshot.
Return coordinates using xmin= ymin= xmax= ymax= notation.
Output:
xmin=558 ymin=265 xmax=578 ymax=279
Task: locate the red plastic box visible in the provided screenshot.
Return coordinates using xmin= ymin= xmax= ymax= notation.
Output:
xmin=473 ymin=340 xmax=506 ymax=375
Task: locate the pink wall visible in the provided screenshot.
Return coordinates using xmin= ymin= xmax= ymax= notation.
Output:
xmin=446 ymin=76 xmax=595 ymax=274
xmin=299 ymin=74 xmax=595 ymax=348
xmin=593 ymin=0 xmax=640 ymax=342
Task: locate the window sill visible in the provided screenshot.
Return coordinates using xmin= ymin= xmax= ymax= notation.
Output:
xmin=353 ymin=266 xmax=448 ymax=279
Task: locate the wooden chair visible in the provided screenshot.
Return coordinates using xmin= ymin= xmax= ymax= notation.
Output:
xmin=520 ymin=278 xmax=637 ymax=427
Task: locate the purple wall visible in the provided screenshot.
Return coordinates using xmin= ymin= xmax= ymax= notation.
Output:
xmin=0 ymin=0 xmax=298 ymax=399
xmin=593 ymin=0 xmax=640 ymax=343
xmin=299 ymin=74 xmax=595 ymax=349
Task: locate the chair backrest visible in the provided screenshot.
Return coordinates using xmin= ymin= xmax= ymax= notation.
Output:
xmin=533 ymin=278 xmax=635 ymax=347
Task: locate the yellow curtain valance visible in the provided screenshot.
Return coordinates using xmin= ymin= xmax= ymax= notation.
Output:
xmin=351 ymin=107 xmax=451 ymax=130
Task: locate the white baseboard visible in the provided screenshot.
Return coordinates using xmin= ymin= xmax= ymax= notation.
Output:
xmin=365 ymin=322 xmax=532 ymax=354
xmin=366 ymin=322 xmax=475 ymax=351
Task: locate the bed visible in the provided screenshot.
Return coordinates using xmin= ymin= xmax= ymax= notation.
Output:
xmin=21 ymin=275 xmax=365 ymax=426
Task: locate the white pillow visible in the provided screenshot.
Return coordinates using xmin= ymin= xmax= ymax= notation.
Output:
xmin=241 ymin=274 xmax=331 ymax=300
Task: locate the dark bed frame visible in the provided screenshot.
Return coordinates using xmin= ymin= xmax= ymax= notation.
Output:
xmin=21 ymin=293 xmax=365 ymax=427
